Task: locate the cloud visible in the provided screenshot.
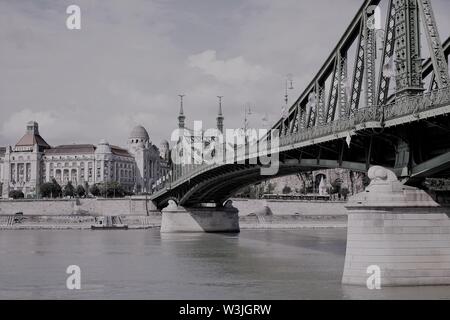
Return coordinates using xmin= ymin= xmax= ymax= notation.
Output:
xmin=0 ymin=0 xmax=448 ymax=148
xmin=187 ymin=50 xmax=270 ymax=85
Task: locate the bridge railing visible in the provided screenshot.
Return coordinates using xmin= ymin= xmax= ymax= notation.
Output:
xmin=279 ymin=105 xmax=380 ymax=147
xmin=280 ymin=86 xmax=450 ymax=147
xmin=384 ymin=86 xmax=450 ymax=120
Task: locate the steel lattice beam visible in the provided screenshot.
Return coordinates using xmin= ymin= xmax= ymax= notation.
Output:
xmin=325 ymin=55 xmax=340 ymax=123
xmin=394 ymin=0 xmax=423 ymax=96
xmin=417 ymin=0 xmax=450 ymax=88
xmin=349 ymin=23 xmax=365 ymax=117
xmin=272 ymin=0 xmax=382 ymax=130
xmin=377 ymin=0 xmax=396 ymax=105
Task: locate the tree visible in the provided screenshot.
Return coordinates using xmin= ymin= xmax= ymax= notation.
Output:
xmin=265 ymin=182 xmax=276 ymax=194
xmin=237 ymin=185 xmax=259 ymax=198
xmin=89 ymin=184 xmax=101 ymax=197
xmin=340 ymin=187 xmax=350 ymax=200
xmin=9 ymin=190 xmax=24 ymax=199
xmin=362 ymin=174 xmax=371 ymax=188
xmin=331 ymin=179 xmax=342 ymax=195
xmin=282 ymin=185 xmax=292 ymax=194
xmin=100 ymin=181 xmax=126 ymax=198
xmin=296 ymin=172 xmax=313 ymax=194
xmin=51 ymin=178 xmax=62 ymax=197
xmin=75 ymin=185 xmax=86 ymax=198
xmin=124 ymin=190 xmax=134 ymax=197
xmin=40 ymin=182 xmax=55 ymax=198
xmin=63 ymin=181 xmax=75 ymax=197
xmin=84 ymin=182 xmax=89 ymax=196
xmin=40 ymin=179 xmax=62 ymax=198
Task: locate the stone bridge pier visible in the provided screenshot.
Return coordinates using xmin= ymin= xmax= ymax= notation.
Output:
xmin=343 ymin=166 xmax=450 ymax=286
xmin=160 ymin=200 xmax=240 ymax=233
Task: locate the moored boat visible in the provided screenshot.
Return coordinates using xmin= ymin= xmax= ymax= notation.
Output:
xmin=91 ymin=216 xmax=128 ymax=230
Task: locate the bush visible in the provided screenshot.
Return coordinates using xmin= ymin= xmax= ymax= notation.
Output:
xmin=281 ymin=186 xmax=292 ymax=194
xmin=84 ymin=182 xmax=89 ymax=196
xmin=265 ymin=182 xmax=276 ymax=194
xmin=63 ymin=181 xmax=75 ymax=197
xmin=362 ymin=174 xmax=371 ymax=188
xmin=75 ymin=185 xmax=86 ymax=198
xmin=340 ymin=187 xmax=350 ymax=199
xmin=100 ymin=181 xmax=126 ymax=198
xmin=9 ymin=190 xmax=24 ymax=199
xmin=282 ymin=185 xmax=292 ymax=194
xmin=89 ymin=184 xmax=101 ymax=197
xmin=40 ymin=179 xmax=62 ymax=198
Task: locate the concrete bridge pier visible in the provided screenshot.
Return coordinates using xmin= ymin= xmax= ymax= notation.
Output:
xmin=161 ymin=200 xmax=240 ymax=233
xmin=342 ymin=166 xmax=450 ymax=286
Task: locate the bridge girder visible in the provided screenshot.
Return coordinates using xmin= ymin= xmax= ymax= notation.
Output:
xmin=152 ymin=160 xmax=374 ymax=209
xmin=152 ymin=0 xmax=450 ymax=209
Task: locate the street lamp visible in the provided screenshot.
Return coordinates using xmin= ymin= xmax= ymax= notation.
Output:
xmin=284 ymin=73 xmax=294 ymax=106
xmin=282 ymin=74 xmax=294 ymax=134
xmin=243 ymin=103 xmax=253 ymax=145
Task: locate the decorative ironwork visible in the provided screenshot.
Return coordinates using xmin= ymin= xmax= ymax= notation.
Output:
xmin=417 ymin=0 xmax=450 ymax=88
xmin=152 ymin=0 xmax=450 ymax=201
xmin=377 ymin=0 xmax=396 ymax=105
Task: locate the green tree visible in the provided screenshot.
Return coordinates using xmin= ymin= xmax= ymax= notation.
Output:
xmin=9 ymin=190 xmax=24 ymax=199
xmin=84 ymin=182 xmax=89 ymax=196
xmin=237 ymin=185 xmax=259 ymax=198
xmin=40 ymin=179 xmax=62 ymax=198
xmin=75 ymin=185 xmax=86 ymax=198
xmin=265 ymin=182 xmax=276 ymax=194
xmin=63 ymin=181 xmax=75 ymax=197
xmin=89 ymin=184 xmax=101 ymax=197
xmin=362 ymin=174 xmax=371 ymax=188
xmin=331 ymin=179 xmax=342 ymax=195
xmin=51 ymin=178 xmax=62 ymax=197
xmin=340 ymin=187 xmax=350 ymax=200
xmin=40 ymin=182 xmax=55 ymax=198
xmin=282 ymin=185 xmax=292 ymax=194
xmin=100 ymin=181 xmax=126 ymax=198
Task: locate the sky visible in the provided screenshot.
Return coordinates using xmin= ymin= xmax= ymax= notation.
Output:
xmin=1 ymin=0 xmax=449 ymax=149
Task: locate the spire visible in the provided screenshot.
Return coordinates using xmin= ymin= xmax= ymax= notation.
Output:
xmin=178 ymin=94 xmax=185 ymax=129
xmin=217 ymin=96 xmax=224 ymax=132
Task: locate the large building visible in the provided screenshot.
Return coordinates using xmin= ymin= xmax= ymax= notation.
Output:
xmin=0 ymin=121 xmax=170 ymax=198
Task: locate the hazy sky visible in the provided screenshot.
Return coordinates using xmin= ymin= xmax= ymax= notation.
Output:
xmin=1 ymin=0 xmax=449 ymax=148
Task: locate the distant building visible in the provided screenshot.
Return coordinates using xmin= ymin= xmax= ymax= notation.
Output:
xmin=0 ymin=121 xmax=170 ymax=198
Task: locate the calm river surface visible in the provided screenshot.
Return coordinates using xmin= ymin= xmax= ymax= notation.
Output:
xmin=1 ymin=229 xmax=450 ymax=299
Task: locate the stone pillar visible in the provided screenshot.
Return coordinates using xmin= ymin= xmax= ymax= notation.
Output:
xmin=161 ymin=200 xmax=240 ymax=233
xmin=85 ymin=161 xmax=90 ymax=183
xmin=2 ymin=147 xmax=11 ymax=199
xmin=100 ymin=159 xmax=105 ymax=182
xmin=342 ymin=166 xmax=450 ymax=286
xmin=45 ymin=162 xmax=50 ymax=182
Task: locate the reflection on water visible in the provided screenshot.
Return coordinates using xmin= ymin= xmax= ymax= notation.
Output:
xmin=0 ymin=229 xmax=449 ymax=299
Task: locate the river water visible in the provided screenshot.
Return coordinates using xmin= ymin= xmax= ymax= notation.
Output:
xmin=0 ymin=229 xmax=449 ymax=300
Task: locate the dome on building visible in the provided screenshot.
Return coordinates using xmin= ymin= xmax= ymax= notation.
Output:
xmin=129 ymin=125 xmax=149 ymax=141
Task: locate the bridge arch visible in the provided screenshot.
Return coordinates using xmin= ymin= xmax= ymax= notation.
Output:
xmin=152 ymin=159 xmax=376 ymax=209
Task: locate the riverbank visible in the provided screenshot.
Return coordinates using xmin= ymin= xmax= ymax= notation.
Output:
xmin=0 ymin=198 xmax=348 ymax=230
xmin=0 ymin=215 xmax=160 ymax=230
xmin=0 ymin=213 xmax=347 ymax=230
